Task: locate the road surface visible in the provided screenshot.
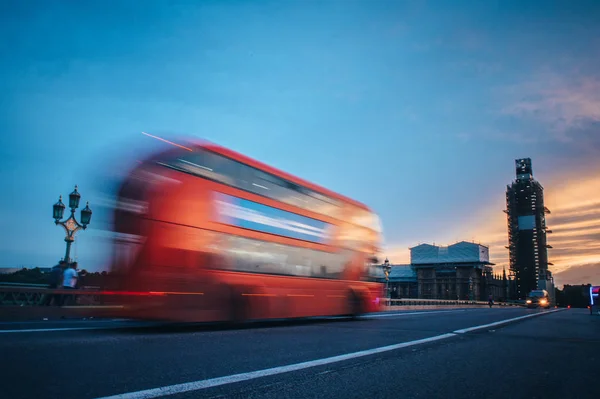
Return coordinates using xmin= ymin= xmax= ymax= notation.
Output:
xmin=1 ymin=308 xmax=597 ymax=399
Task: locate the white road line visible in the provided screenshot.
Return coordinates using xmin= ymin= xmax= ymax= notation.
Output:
xmin=453 ymin=308 xmax=565 ymax=334
xmin=0 ymin=323 xmax=155 ymax=334
xmin=0 ymin=318 xmax=128 ymax=326
xmin=365 ymin=309 xmax=467 ymax=318
xmin=94 ymin=333 xmax=456 ymax=399
xmin=0 ymin=327 xmax=112 ymax=334
xmin=94 ymin=308 xmax=564 ymax=399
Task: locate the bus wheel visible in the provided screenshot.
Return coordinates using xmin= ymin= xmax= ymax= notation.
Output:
xmin=221 ymin=286 xmax=246 ymax=326
xmin=348 ymin=291 xmax=363 ymax=319
xmin=230 ymin=291 xmax=247 ymax=324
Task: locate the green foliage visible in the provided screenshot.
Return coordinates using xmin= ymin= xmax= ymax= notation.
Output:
xmin=0 ymin=268 xmax=111 ymax=288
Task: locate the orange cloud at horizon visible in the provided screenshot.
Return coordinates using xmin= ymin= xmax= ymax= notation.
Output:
xmin=465 ymin=172 xmax=600 ymax=285
xmin=381 ymin=242 xmax=412 ymax=265
xmin=383 ymin=172 xmax=600 ymax=286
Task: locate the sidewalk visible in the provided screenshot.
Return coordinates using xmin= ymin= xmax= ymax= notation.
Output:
xmin=0 ymin=306 xmax=122 ymax=321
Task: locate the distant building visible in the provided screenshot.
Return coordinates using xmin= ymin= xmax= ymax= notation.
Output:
xmin=369 ymin=264 xmax=418 ymax=298
xmin=505 ymin=158 xmax=553 ymax=299
xmin=557 ymin=284 xmax=593 ymax=308
xmin=411 ymin=241 xmax=504 ymax=300
xmin=372 ymin=241 xmax=506 ymax=301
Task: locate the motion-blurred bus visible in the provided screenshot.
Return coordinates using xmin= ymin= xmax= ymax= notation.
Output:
xmin=105 ymin=136 xmax=383 ymax=322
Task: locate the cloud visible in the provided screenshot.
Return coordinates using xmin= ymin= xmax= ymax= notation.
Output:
xmin=437 ymin=172 xmax=600 ymax=280
xmin=534 ymin=173 xmax=600 ymax=275
xmin=381 ymin=242 xmax=412 ymax=265
xmin=553 ymin=263 xmax=600 ymax=287
xmin=383 ymin=70 xmax=600 ymax=278
xmin=499 ymin=73 xmax=600 ymax=147
xmin=549 ymin=202 xmax=600 ymax=224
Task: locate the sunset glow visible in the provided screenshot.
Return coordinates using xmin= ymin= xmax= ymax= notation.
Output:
xmin=1 ymin=1 xmax=598 ymax=289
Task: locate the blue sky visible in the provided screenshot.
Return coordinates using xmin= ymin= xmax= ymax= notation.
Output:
xmin=1 ymin=0 xmax=599 ymax=286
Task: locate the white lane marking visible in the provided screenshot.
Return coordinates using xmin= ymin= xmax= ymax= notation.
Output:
xmin=365 ymin=309 xmax=467 ymax=318
xmin=94 ymin=333 xmax=456 ymax=399
xmin=0 ymin=327 xmax=113 ymax=334
xmin=453 ymin=308 xmax=565 ymax=334
xmin=0 ymin=323 xmax=157 ymax=334
xmin=0 ymin=318 xmax=129 ymax=326
xmin=94 ymin=308 xmax=564 ymax=399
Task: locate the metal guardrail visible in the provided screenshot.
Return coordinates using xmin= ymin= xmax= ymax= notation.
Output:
xmin=0 ymin=287 xmax=105 ymax=306
xmin=381 ymin=298 xmax=525 ymax=307
xmin=0 ymin=282 xmax=50 ymax=288
xmin=0 ymin=282 xmax=101 ymax=289
xmin=0 ymin=286 xmax=525 ymax=308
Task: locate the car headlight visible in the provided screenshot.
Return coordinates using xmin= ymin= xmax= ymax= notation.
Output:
xmin=540 ymin=299 xmax=547 ymax=304
xmin=526 ymin=300 xmax=532 ymax=304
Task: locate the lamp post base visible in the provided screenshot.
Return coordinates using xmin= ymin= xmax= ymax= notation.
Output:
xmin=64 ymin=240 xmax=72 ymax=264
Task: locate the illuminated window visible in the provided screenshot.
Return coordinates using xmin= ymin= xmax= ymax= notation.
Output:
xmin=215 ymin=234 xmax=349 ymax=279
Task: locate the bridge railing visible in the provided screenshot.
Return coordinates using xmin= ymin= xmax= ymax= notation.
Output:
xmin=380 ymin=298 xmax=525 ymax=307
xmin=0 ymin=285 xmax=525 ymax=308
xmin=0 ymin=282 xmax=50 ymax=288
xmin=0 ymin=286 xmax=105 ymax=306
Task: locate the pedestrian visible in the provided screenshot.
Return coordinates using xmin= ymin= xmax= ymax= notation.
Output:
xmin=43 ymin=261 xmax=66 ymax=306
xmin=71 ymin=262 xmax=81 ymax=288
xmin=60 ymin=262 xmax=79 ymax=306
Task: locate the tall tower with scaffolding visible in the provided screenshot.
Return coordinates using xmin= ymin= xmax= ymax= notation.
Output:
xmin=505 ymin=158 xmax=553 ymax=300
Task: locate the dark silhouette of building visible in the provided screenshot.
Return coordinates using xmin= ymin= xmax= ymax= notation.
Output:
xmin=555 ymin=284 xmax=593 ymax=308
xmin=505 ymin=158 xmax=553 ymax=300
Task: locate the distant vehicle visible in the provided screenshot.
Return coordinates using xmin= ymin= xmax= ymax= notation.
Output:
xmin=103 ymin=136 xmax=383 ymax=322
xmin=590 ymin=286 xmax=600 ymax=315
xmin=526 ymin=290 xmax=551 ymax=309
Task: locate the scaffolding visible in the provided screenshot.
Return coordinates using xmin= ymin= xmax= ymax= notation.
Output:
xmin=505 ymin=159 xmax=552 ymax=300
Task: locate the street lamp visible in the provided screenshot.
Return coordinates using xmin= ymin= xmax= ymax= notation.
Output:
xmin=383 ymin=257 xmax=391 ymax=299
xmin=53 ymin=185 xmax=92 ymax=263
xmin=468 ymin=276 xmax=474 ymax=301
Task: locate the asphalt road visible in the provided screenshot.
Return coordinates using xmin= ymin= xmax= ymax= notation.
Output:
xmin=1 ymin=308 xmax=598 ymax=399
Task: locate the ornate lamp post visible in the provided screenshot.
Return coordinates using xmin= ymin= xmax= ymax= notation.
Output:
xmin=383 ymin=257 xmax=391 ymax=299
xmin=53 ymin=185 xmax=92 ymax=263
xmin=468 ymin=276 xmax=474 ymax=301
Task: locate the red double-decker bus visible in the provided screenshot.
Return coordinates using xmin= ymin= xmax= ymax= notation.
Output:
xmin=106 ymin=135 xmax=383 ymax=322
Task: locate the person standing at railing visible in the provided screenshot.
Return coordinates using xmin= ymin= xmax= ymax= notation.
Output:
xmin=43 ymin=261 xmax=66 ymax=306
xmin=59 ymin=262 xmax=79 ymax=306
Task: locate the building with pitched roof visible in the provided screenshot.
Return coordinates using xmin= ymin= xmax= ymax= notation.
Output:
xmin=372 ymin=241 xmax=506 ymax=300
